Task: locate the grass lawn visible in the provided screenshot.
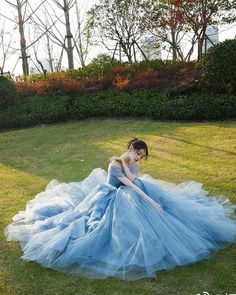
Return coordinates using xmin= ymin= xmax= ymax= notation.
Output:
xmin=0 ymin=119 xmax=236 ymax=295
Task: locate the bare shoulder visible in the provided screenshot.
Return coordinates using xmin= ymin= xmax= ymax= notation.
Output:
xmin=112 ymin=160 xmax=122 ymax=167
xmin=109 ymin=159 xmax=122 ymax=168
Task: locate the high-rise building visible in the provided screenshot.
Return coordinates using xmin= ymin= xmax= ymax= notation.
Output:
xmin=141 ymin=35 xmax=161 ymax=60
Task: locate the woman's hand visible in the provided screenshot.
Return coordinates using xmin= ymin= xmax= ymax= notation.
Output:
xmin=149 ymin=199 xmax=163 ymax=211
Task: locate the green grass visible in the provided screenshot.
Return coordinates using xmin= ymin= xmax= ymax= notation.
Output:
xmin=0 ymin=119 xmax=236 ymax=295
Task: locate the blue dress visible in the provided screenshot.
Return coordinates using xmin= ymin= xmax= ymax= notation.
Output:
xmin=5 ymin=163 xmax=236 ymax=280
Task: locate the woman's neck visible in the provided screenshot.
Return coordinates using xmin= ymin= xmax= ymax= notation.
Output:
xmin=121 ymin=153 xmax=132 ymax=167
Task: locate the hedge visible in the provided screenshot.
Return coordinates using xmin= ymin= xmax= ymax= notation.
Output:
xmin=202 ymin=39 xmax=236 ymax=93
xmin=16 ymin=60 xmax=196 ymax=83
xmin=0 ymin=76 xmax=19 ymax=110
xmin=0 ymin=89 xmax=235 ymax=130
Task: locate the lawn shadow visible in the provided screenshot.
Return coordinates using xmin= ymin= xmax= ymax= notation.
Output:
xmin=1 ymin=119 xmax=236 ymax=294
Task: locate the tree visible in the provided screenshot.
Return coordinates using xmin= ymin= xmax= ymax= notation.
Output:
xmin=52 ymin=0 xmax=75 ymax=69
xmin=181 ymin=0 xmax=236 ymax=60
xmin=90 ymin=0 xmax=147 ymax=63
xmin=29 ymin=0 xmax=95 ymax=69
xmin=73 ymin=0 xmax=95 ymax=67
xmin=142 ymin=0 xmax=236 ymax=61
xmin=142 ymin=0 xmax=188 ymax=61
xmin=91 ymin=53 xmax=118 ymax=64
xmin=0 ymin=20 xmax=17 ymax=75
xmin=2 ymin=0 xmax=47 ymax=76
xmin=4 ymin=0 xmax=29 ymax=75
xmin=28 ymin=0 xmax=74 ymax=70
xmin=27 ymin=2 xmax=67 ymax=72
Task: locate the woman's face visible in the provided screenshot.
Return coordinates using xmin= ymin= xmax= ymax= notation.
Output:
xmin=128 ymin=147 xmax=146 ymax=163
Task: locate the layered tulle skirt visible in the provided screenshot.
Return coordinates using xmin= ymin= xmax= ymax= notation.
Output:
xmin=5 ymin=169 xmax=236 ymax=280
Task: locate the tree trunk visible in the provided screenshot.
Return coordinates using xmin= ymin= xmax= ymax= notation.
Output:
xmin=64 ymin=0 xmax=74 ymax=69
xmin=134 ymin=40 xmax=148 ymax=61
xmin=197 ymin=38 xmax=203 ymax=60
xmin=197 ymin=26 xmax=207 ymax=60
xmin=17 ymin=0 xmax=29 ymax=76
xmin=170 ymin=27 xmax=177 ymax=61
xmin=75 ymin=0 xmax=85 ymax=67
xmin=120 ymin=41 xmax=132 ymax=63
xmin=46 ymin=34 xmax=54 ymax=72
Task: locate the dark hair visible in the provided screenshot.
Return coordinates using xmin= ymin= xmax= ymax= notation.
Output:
xmin=127 ymin=138 xmax=149 ymax=159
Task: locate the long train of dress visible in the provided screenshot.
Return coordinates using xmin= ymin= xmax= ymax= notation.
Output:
xmin=5 ymin=167 xmax=236 ymax=280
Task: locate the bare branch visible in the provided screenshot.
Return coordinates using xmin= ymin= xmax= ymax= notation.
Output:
xmin=0 ymin=13 xmax=18 ymax=24
xmin=24 ymin=0 xmax=47 ymax=23
xmin=4 ymin=0 xmax=17 ymax=8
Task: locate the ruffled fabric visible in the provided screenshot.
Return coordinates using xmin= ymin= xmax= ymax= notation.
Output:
xmin=5 ymin=168 xmax=236 ymax=281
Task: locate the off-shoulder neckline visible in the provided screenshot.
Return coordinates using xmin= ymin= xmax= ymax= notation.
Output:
xmin=109 ymin=162 xmax=138 ymax=169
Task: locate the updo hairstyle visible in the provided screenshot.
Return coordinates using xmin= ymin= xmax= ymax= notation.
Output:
xmin=127 ymin=138 xmax=148 ymax=159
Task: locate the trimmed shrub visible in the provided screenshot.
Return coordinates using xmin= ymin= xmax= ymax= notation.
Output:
xmin=67 ymin=62 xmax=119 ymax=80
xmin=15 ymin=82 xmax=37 ymax=99
xmin=0 ymin=76 xmax=19 ymax=110
xmin=0 ymin=95 xmax=70 ymax=129
xmin=15 ymin=61 xmax=199 ymax=98
xmin=0 ymin=89 xmax=235 ymax=130
xmin=202 ymin=39 xmax=236 ymax=93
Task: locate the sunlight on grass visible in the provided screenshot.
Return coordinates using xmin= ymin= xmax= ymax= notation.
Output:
xmin=0 ymin=163 xmax=48 ymax=238
xmin=95 ymin=121 xmax=236 ymax=201
xmin=0 ymin=119 xmax=236 ymax=295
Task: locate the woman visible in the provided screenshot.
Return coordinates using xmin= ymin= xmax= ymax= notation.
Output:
xmin=5 ymin=138 xmax=236 ymax=281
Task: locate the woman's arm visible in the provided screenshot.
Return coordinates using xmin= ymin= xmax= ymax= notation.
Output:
xmin=117 ymin=175 xmax=163 ymax=211
xmin=120 ymin=158 xmax=136 ymax=181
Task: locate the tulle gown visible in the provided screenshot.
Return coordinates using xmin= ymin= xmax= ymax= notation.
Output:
xmin=5 ymin=163 xmax=236 ymax=280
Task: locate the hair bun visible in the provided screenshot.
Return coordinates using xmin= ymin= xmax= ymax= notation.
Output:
xmin=127 ymin=138 xmax=149 ymax=159
xmin=127 ymin=137 xmax=138 ymax=149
